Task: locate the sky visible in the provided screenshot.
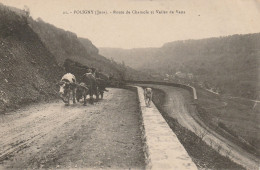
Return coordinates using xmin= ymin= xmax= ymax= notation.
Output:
xmin=1 ymin=0 xmax=260 ymax=49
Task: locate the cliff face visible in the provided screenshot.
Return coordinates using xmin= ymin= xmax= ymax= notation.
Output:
xmin=29 ymin=18 xmax=92 ymax=66
xmin=79 ymin=38 xmax=99 ymax=55
xmin=28 ymin=18 xmax=128 ymax=79
xmin=9 ymin=5 xmax=128 ymax=77
xmin=0 ymin=4 xmax=63 ymax=113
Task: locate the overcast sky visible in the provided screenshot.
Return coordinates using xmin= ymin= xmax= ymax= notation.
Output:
xmin=1 ymin=0 xmax=260 ymax=49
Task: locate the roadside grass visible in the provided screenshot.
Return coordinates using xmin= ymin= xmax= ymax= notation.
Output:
xmin=152 ymin=88 xmax=244 ymax=170
xmin=195 ymin=87 xmax=260 ymax=157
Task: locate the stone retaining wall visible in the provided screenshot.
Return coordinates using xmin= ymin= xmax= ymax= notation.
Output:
xmin=134 ymin=86 xmax=197 ymax=170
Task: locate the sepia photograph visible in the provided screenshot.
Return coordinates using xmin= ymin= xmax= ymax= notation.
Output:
xmin=0 ymin=0 xmax=259 ymax=169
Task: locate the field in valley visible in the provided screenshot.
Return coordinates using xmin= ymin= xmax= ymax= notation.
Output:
xmin=194 ymin=86 xmax=260 ymax=157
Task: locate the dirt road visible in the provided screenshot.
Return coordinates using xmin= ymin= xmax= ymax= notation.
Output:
xmin=0 ymin=88 xmax=145 ymax=169
xmin=137 ymin=84 xmax=259 ymax=170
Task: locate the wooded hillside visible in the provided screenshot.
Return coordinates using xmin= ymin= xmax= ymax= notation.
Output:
xmin=100 ymin=33 xmax=260 ymax=99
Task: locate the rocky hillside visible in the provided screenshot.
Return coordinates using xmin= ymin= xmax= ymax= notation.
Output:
xmin=0 ymin=3 xmax=146 ymax=113
xmin=10 ymin=4 xmax=141 ymax=79
xmin=7 ymin=4 xmax=149 ymax=81
xmin=79 ymin=38 xmax=99 ymax=55
xmin=0 ymin=4 xmax=63 ymax=113
xmin=100 ymin=33 xmax=260 ymax=99
xmin=5 ymin=4 xmax=129 ymax=80
xmin=28 ymin=18 xmax=126 ymax=80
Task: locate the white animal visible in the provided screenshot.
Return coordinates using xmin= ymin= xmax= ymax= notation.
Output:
xmin=58 ymin=73 xmax=77 ymax=105
xmin=144 ymin=87 xmax=152 ymax=107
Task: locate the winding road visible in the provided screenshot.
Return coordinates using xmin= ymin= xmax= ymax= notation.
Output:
xmin=136 ymin=84 xmax=259 ymax=170
xmin=0 ymin=84 xmax=259 ymax=169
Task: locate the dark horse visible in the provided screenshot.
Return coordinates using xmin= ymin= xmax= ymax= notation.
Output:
xmin=82 ymin=72 xmax=99 ymax=104
xmin=96 ymin=78 xmax=109 ymax=99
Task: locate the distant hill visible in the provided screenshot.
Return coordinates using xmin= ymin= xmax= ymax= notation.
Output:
xmin=100 ymin=33 xmax=260 ymax=99
xmin=99 ymin=48 xmax=159 ymax=69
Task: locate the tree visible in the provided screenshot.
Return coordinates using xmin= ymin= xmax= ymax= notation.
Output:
xmin=23 ymin=5 xmax=30 ymax=18
xmin=120 ymin=61 xmax=127 ymax=81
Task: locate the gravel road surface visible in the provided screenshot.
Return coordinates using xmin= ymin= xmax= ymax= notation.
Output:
xmin=0 ymin=88 xmax=145 ymax=169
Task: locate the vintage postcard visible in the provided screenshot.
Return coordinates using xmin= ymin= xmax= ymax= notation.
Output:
xmin=0 ymin=0 xmax=259 ymax=169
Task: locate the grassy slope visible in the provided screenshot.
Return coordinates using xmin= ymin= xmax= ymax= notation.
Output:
xmin=194 ymin=86 xmax=260 ymax=156
xmin=152 ymin=88 xmax=244 ymax=169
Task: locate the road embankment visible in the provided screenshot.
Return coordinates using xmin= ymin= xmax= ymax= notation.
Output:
xmin=132 ymin=85 xmax=197 ymax=170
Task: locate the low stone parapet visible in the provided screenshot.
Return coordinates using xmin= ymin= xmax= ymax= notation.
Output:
xmin=134 ymin=86 xmax=197 ymax=170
